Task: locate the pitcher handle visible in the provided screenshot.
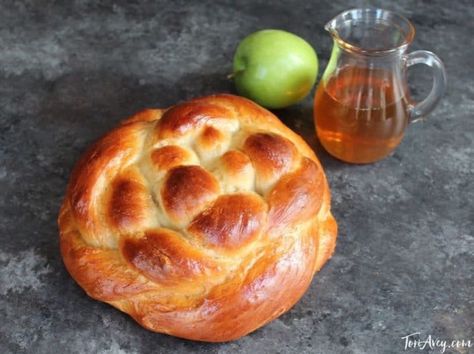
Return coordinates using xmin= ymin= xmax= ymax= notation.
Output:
xmin=406 ymin=50 xmax=447 ymax=122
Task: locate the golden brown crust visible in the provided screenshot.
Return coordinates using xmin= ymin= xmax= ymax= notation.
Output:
xmin=267 ymin=158 xmax=325 ymax=232
xmin=156 ymin=102 xmax=233 ymax=139
xmin=161 ymin=166 xmax=220 ymax=227
xmin=58 ymin=94 xmax=337 ymax=342
xmin=188 ymin=193 xmax=267 ymax=249
xmin=243 ymin=133 xmax=297 ymax=178
xmin=151 ymin=145 xmax=193 ymax=171
xmin=121 ymin=229 xmax=217 ymax=285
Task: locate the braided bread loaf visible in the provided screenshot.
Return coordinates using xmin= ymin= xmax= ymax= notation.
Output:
xmin=58 ymin=94 xmax=337 ymax=342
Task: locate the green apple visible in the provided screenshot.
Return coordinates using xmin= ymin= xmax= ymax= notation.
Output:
xmin=233 ymin=29 xmax=318 ymax=109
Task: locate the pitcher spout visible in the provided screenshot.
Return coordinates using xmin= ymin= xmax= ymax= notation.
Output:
xmin=323 ymin=8 xmax=415 ymax=54
xmin=324 ymin=15 xmax=338 ymax=36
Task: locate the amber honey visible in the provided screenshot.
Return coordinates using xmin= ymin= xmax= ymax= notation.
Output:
xmin=314 ymin=67 xmax=410 ymax=163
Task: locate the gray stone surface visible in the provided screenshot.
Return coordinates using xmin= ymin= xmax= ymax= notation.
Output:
xmin=0 ymin=0 xmax=473 ymax=353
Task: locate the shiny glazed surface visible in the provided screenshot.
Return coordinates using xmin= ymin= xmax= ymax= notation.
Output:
xmin=58 ymin=94 xmax=337 ymax=342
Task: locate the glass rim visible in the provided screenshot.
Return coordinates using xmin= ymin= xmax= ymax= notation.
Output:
xmin=325 ymin=8 xmax=416 ymax=55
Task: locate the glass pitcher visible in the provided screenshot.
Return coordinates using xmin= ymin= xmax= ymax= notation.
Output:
xmin=314 ymin=8 xmax=447 ymax=163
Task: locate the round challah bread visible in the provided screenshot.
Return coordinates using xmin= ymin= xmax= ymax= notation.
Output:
xmin=58 ymin=94 xmax=337 ymax=342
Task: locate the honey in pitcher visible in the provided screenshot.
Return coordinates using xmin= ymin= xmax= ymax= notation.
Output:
xmin=314 ymin=67 xmax=410 ymax=163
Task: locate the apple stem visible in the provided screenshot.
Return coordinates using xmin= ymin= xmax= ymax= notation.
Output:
xmin=226 ymin=70 xmax=244 ymax=80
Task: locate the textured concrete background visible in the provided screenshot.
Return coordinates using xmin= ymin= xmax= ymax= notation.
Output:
xmin=0 ymin=0 xmax=473 ymax=353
